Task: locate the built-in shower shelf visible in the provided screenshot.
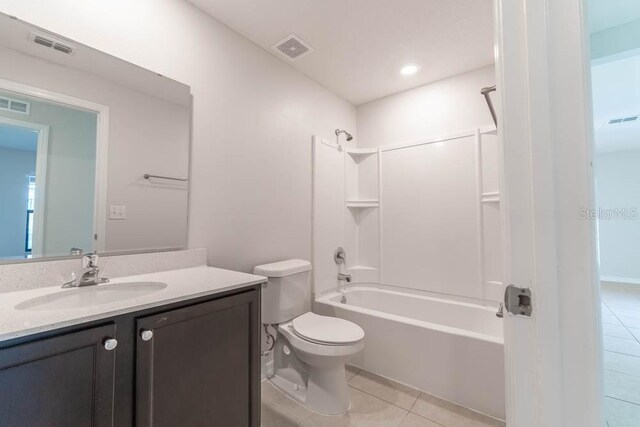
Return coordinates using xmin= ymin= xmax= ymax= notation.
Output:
xmin=346 ymin=148 xmax=378 ymax=161
xmin=347 ymin=199 xmax=379 ymax=208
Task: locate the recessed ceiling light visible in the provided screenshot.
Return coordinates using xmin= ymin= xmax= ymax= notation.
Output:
xmin=400 ymin=64 xmax=419 ymax=76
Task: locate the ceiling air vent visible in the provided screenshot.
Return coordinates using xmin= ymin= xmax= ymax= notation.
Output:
xmin=608 ymin=115 xmax=639 ymax=125
xmin=0 ymin=95 xmax=31 ymax=116
xmin=272 ymin=34 xmax=313 ymax=61
xmin=29 ymin=31 xmax=76 ymax=55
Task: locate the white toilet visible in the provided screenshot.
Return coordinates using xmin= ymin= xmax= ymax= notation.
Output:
xmin=255 ymin=259 xmax=364 ymax=415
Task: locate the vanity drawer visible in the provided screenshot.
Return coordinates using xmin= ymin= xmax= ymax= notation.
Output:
xmin=0 ymin=324 xmax=117 ymax=427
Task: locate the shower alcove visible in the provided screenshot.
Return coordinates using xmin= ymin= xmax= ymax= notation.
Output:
xmin=311 ymin=128 xmax=506 ymax=419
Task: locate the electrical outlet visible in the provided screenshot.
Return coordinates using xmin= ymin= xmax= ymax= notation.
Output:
xmin=109 ymin=205 xmax=126 ymax=220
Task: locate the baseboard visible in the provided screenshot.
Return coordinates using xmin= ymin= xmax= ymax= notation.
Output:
xmin=601 ymin=275 xmax=640 ymax=285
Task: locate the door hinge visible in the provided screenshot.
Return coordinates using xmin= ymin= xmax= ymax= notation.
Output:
xmin=497 ymin=285 xmax=532 ymax=317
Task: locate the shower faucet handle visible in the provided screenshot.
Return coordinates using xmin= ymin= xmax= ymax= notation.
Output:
xmin=334 ymin=247 xmax=346 ymax=264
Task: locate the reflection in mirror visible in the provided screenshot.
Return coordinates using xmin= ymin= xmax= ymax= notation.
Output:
xmin=0 ymin=90 xmax=98 ymax=259
xmin=0 ymin=13 xmax=191 ymax=263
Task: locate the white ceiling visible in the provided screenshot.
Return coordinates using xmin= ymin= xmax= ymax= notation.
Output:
xmin=592 ymin=53 xmax=640 ymax=153
xmin=588 ymin=0 xmax=640 ymax=33
xmin=187 ymin=0 xmax=495 ymax=105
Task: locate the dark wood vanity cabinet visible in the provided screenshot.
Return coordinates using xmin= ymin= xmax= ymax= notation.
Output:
xmin=0 ymin=286 xmax=261 ymax=427
xmin=136 ymin=291 xmax=260 ymax=427
xmin=0 ymin=324 xmax=117 ymax=427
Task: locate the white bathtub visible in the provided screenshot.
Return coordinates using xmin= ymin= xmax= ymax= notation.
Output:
xmin=314 ymin=286 xmax=505 ymax=420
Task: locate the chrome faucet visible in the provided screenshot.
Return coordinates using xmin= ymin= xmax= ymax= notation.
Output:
xmin=338 ymin=273 xmax=352 ymax=283
xmin=62 ymin=253 xmax=109 ymax=288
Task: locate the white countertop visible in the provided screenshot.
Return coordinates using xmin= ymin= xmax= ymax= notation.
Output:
xmin=0 ymin=266 xmax=266 ymax=343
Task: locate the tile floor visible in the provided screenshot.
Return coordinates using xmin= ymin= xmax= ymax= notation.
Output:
xmin=601 ymin=281 xmax=640 ymax=427
xmin=262 ymin=281 xmax=640 ymax=426
xmin=261 ymin=365 xmax=505 ymax=427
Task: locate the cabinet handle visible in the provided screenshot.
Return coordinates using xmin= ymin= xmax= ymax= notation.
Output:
xmin=103 ymin=338 xmax=118 ymax=351
xmin=140 ymin=329 xmax=154 ymax=341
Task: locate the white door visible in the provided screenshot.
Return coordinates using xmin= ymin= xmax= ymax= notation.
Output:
xmin=495 ymin=0 xmax=604 ymax=425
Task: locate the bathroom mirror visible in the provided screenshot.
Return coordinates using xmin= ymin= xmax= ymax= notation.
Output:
xmin=0 ymin=14 xmax=191 ymax=262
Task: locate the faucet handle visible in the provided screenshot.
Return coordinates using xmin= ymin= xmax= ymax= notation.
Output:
xmin=82 ymin=253 xmax=99 ymax=269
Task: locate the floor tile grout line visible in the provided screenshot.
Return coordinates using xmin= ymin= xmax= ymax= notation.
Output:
xmin=604 ymin=298 xmax=640 ymax=345
xmin=406 ymin=406 xmax=450 ymax=427
xmin=405 ymin=410 xmax=449 ymax=427
xmin=602 ymin=330 xmax=636 ymax=340
xmin=408 ymin=391 xmax=505 ymax=426
xmin=346 ymin=383 xmax=416 ymax=413
xmin=604 ymin=349 xmax=640 ymax=360
xmin=603 ymin=348 xmax=640 ymax=358
xmin=348 ymin=370 xmax=423 ymax=409
xmin=605 ymin=395 xmax=640 ymax=408
xmin=604 ymin=333 xmax=638 ymax=341
xmin=604 ymin=367 xmax=640 ymax=380
xmin=408 ymin=392 xmax=421 ymax=413
xmin=398 ymin=411 xmax=410 ymax=427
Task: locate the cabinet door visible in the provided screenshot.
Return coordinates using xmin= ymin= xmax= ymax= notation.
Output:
xmin=136 ymin=290 xmax=260 ymax=427
xmin=0 ymin=324 xmax=117 ymax=427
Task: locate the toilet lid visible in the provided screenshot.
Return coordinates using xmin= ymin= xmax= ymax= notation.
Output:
xmin=292 ymin=312 xmax=364 ymax=345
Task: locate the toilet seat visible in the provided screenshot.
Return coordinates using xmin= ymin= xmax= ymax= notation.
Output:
xmin=292 ymin=312 xmax=364 ymax=345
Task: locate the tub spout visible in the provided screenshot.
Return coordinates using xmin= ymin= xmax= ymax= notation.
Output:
xmin=338 ymin=273 xmax=352 ymax=283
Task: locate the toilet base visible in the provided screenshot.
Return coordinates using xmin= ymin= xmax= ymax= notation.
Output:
xmin=305 ymin=364 xmax=350 ymax=415
xmin=271 ymin=333 xmax=356 ymax=415
xmin=269 ymin=367 xmax=351 ymax=416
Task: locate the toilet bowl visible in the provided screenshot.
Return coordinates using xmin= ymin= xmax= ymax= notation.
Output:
xmin=254 ymin=259 xmax=365 ymax=415
xmin=275 ymin=312 xmax=364 ymax=415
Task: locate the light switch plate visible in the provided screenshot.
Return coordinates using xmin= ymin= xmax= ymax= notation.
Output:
xmin=109 ymin=205 xmax=126 ymax=220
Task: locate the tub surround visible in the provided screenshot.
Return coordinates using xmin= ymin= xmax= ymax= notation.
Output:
xmin=0 ymin=264 xmax=266 ymax=342
xmin=0 ymin=248 xmax=207 ymax=293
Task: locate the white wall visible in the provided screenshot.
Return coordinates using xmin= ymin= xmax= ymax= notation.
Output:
xmin=0 ymin=0 xmax=357 ymax=272
xmin=0 ymin=147 xmax=36 ymax=257
xmin=356 ymin=65 xmax=496 ymax=148
xmin=596 ymin=149 xmax=640 ymax=282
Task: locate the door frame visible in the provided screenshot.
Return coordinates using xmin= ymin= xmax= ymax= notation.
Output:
xmin=0 ymin=78 xmax=110 ymax=253
xmin=495 ymin=0 xmax=603 ymax=425
xmin=0 ymin=116 xmax=49 ymax=256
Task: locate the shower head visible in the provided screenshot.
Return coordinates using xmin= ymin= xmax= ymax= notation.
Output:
xmin=335 ymin=129 xmax=353 ymax=142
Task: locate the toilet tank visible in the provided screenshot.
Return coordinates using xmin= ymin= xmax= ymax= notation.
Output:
xmin=253 ymin=259 xmax=312 ymax=324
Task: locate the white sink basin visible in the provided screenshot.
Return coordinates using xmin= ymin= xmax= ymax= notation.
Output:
xmin=15 ymin=282 xmax=168 ymax=311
